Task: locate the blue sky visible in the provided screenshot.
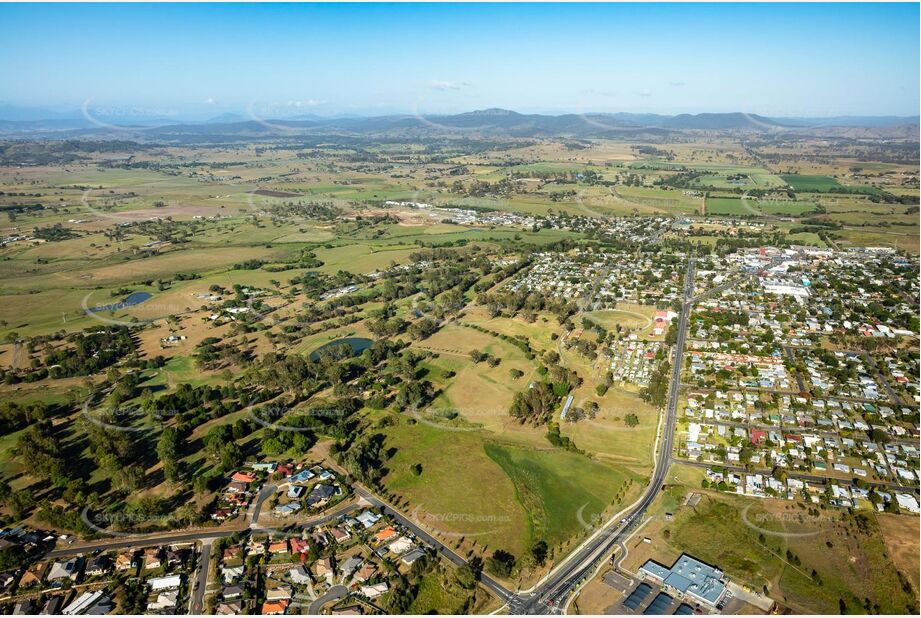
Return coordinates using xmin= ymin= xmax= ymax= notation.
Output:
xmin=1 ymin=3 xmax=918 ymax=117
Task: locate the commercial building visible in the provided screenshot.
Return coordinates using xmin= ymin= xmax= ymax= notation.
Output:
xmin=639 ymin=553 xmax=727 ymax=607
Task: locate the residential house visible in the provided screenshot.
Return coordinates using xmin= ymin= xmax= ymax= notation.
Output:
xmin=48 ymin=556 xmax=83 ymax=582
xmin=19 ymin=561 xmax=48 ymax=588
xmin=261 ymin=600 xmax=289 ymax=615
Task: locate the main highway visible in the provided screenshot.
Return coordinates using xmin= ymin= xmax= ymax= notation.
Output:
xmin=508 ymin=257 xmax=696 ymax=614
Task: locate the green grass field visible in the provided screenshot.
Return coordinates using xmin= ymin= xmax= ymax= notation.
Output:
xmin=705 ymin=197 xmax=756 ymax=216
xmin=781 ymin=175 xmax=842 ymax=192
xmin=484 ymin=442 xmax=636 ymax=552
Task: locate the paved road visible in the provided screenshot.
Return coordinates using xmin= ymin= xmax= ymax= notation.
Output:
xmin=47 ymin=490 xmax=358 ymax=560
xmin=782 ymin=345 xmax=808 ymax=392
xmin=189 ymin=537 xmax=213 ymax=614
xmin=46 ymin=527 xmax=242 ymax=559
xmin=308 ymin=584 xmax=348 ymax=615
xmin=509 ymin=257 xmax=696 ymax=615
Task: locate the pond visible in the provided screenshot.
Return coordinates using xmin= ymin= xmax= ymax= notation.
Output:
xmin=88 ymin=291 xmax=153 ymax=313
xmin=308 ymin=337 xmax=373 ymax=361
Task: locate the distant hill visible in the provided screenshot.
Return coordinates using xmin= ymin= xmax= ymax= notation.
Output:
xmin=0 ymin=105 xmax=916 ymax=140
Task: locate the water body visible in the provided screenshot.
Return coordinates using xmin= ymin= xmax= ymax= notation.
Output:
xmin=88 ymin=291 xmax=152 ymax=313
xmin=308 ymin=337 xmax=373 ymax=361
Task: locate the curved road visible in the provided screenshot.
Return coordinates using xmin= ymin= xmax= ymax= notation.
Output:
xmin=309 ymin=584 xmax=348 ymax=614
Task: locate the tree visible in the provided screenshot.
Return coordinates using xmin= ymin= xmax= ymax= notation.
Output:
xmin=469 ymin=349 xmax=487 ymax=364
xmin=0 ymin=546 xmax=26 ymax=571
xmin=486 ymin=549 xmax=516 ymax=578
xmin=530 ymin=541 xmax=548 ymax=567
xmin=408 ymin=318 xmax=439 ymax=340
xmin=455 ymin=564 xmax=477 ymax=589
xmin=157 ymin=427 xmax=181 ymax=484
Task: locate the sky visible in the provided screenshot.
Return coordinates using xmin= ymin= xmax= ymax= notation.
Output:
xmin=0 ymin=2 xmax=918 ymax=118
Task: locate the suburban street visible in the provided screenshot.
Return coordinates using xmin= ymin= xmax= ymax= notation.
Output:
xmin=188 ymin=537 xmax=213 ymax=614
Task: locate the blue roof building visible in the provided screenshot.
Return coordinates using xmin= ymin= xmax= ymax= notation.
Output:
xmin=639 ymin=554 xmax=727 ymax=607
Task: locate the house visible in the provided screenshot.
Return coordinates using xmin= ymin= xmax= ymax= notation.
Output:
xmin=12 ymin=599 xmax=34 ymax=615
xmin=269 ymin=540 xmax=289 ymax=554
xmin=340 ymin=556 xmax=363 ymax=578
xmin=315 ymin=468 xmax=335 ymax=481
xmin=222 ymin=565 xmax=245 ymax=583
xmin=85 ymin=554 xmax=111 ymax=576
xmin=143 ymin=547 xmax=162 ymax=570
xmin=306 ymin=483 xmax=338 ymax=508
xmin=223 ymin=584 xmax=245 ymax=599
xmin=217 ymin=601 xmax=243 ymax=615
xmin=231 ymin=471 xmax=256 ymax=484
xmin=311 ymin=530 xmax=328 ymax=547
xmin=353 ymin=563 xmax=377 ymax=583
xmin=62 ymin=590 xmax=113 ymax=615
xmin=19 ymin=561 xmax=48 ymax=587
xmin=289 ymin=538 xmax=309 ymax=554
xmin=360 ymin=583 xmax=389 ymax=599
xmin=330 ymin=526 xmax=351 ymax=543
xmin=356 ymin=511 xmax=381 ymax=529
xmin=225 ymin=481 xmax=248 ymax=494
xmin=149 ymin=574 xmax=183 ymax=591
xmin=288 ymin=469 xmax=315 ymax=484
xmin=286 ymin=486 xmax=305 ymax=499
xmin=48 ymin=556 xmax=83 ymax=582
xmin=212 ymin=508 xmax=233 ymax=521
xmin=401 ymin=548 xmax=426 ymax=565
xmin=39 ymin=595 xmax=63 ymax=615
xmin=274 ymin=502 xmax=300 ymax=516
xmin=223 ymin=546 xmax=243 ymax=562
xmin=374 ymin=526 xmax=398 ymax=544
xmin=0 ymin=572 xmax=15 ymax=589
xmin=261 ymin=600 xmax=289 ymax=615
xmin=387 ymin=536 xmax=414 ymax=555
xmin=147 ymin=590 xmax=179 ymax=611
xmin=289 ymin=565 xmax=313 ymax=585
xmin=315 ymin=558 xmax=333 ymax=578
xmin=266 ymin=585 xmax=293 ymax=601
xmin=165 ymin=548 xmax=187 ymax=568
xmin=896 ymin=493 xmax=920 ymax=514
xmin=247 ymin=539 xmax=266 ymax=555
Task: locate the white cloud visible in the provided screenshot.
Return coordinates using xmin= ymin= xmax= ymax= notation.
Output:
xmin=639 ymin=89 xmax=653 ymax=97
xmin=429 ymin=80 xmax=470 ymax=91
xmin=669 ymin=81 xmax=685 ymax=87
xmin=203 ymin=97 xmax=216 ymax=105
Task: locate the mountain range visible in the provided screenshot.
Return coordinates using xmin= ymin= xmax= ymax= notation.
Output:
xmin=0 ymin=105 xmax=917 ymax=140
